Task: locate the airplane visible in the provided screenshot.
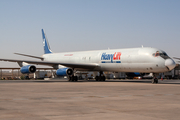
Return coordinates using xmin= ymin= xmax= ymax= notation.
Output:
xmin=0 ymin=29 xmax=176 ymax=83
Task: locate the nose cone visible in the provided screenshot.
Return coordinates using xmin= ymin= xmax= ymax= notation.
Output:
xmin=165 ymin=59 xmax=176 ymax=71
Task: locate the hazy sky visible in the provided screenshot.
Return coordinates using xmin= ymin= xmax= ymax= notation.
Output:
xmin=0 ymin=0 xmax=180 ymax=67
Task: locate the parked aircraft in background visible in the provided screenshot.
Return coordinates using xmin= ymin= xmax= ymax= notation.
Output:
xmin=126 ymin=72 xmax=153 ymax=79
xmin=126 ymin=72 xmax=145 ymax=79
xmin=0 ymin=29 xmax=176 ymax=83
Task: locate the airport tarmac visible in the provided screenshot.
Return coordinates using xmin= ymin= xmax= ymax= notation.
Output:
xmin=0 ymin=79 xmax=180 ymax=120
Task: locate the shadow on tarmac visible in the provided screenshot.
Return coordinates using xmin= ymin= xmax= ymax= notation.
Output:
xmin=34 ymin=79 xmax=180 ymax=84
xmin=1 ymin=79 xmax=180 ymax=84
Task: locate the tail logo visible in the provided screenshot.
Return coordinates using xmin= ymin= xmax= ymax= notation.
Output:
xmin=42 ymin=29 xmax=52 ymax=54
xmin=43 ymin=39 xmax=45 ymax=47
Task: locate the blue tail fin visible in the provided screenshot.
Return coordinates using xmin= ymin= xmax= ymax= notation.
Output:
xmin=42 ymin=29 xmax=52 ymax=54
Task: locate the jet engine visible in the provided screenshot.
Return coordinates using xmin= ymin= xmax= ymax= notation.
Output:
xmin=56 ymin=68 xmax=73 ymax=76
xmin=20 ymin=65 xmax=36 ymax=74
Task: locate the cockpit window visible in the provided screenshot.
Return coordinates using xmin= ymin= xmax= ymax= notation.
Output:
xmin=152 ymin=51 xmax=170 ymax=59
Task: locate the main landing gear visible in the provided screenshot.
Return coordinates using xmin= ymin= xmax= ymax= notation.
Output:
xmin=68 ymin=71 xmax=106 ymax=82
xmin=68 ymin=75 xmax=78 ymax=82
xmin=152 ymin=77 xmax=158 ymax=84
xmin=95 ymin=71 xmax=106 ymax=81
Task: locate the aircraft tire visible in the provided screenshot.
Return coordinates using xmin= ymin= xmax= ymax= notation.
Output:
xmin=95 ymin=76 xmax=99 ymax=81
xmin=74 ymin=76 xmax=78 ymax=82
xmin=102 ymin=76 xmax=106 ymax=81
xmin=152 ymin=78 xmax=158 ymax=84
xmin=70 ymin=76 xmax=78 ymax=82
xmin=95 ymin=76 xmax=105 ymax=81
xmin=155 ymin=79 xmax=158 ymax=84
xmin=68 ymin=77 xmax=72 ymax=82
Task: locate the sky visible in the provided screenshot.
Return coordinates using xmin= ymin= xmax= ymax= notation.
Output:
xmin=0 ymin=0 xmax=180 ymax=67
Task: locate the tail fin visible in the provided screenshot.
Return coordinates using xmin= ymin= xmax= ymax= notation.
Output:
xmin=42 ymin=29 xmax=52 ymax=54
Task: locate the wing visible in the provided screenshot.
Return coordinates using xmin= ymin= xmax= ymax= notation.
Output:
xmin=0 ymin=58 xmax=100 ymax=70
xmin=14 ymin=53 xmax=44 ymax=60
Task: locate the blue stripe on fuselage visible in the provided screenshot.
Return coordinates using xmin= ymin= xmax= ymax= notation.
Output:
xmin=101 ymin=61 xmax=121 ymax=63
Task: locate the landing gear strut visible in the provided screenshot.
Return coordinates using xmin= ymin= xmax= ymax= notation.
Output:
xmin=95 ymin=71 xmax=106 ymax=81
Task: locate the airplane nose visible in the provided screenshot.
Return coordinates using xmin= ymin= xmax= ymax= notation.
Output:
xmin=165 ymin=59 xmax=176 ymax=71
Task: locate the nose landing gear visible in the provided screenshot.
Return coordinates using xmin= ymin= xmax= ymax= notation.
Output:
xmin=152 ymin=73 xmax=158 ymax=84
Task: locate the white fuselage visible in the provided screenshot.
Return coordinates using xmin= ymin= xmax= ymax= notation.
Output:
xmin=42 ymin=47 xmax=175 ymax=73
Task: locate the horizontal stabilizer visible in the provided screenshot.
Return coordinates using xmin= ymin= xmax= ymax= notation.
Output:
xmin=14 ymin=53 xmax=44 ymax=60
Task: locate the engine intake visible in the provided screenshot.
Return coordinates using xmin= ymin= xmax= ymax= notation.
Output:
xmin=20 ymin=65 xmax=36 ymax=74
xmin=56 ymin=68 xmax=73 ymax=76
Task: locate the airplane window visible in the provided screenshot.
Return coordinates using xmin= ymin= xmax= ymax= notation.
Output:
xmin=160 ymin=52 xmax=170 ymax=59
xmin=152 ymin=51 xmax=170 ymax=59
xmin=155 ymin=52 xmax=159 ymax=57
xmin=152 ymin=51 xmax=160 ymax=57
